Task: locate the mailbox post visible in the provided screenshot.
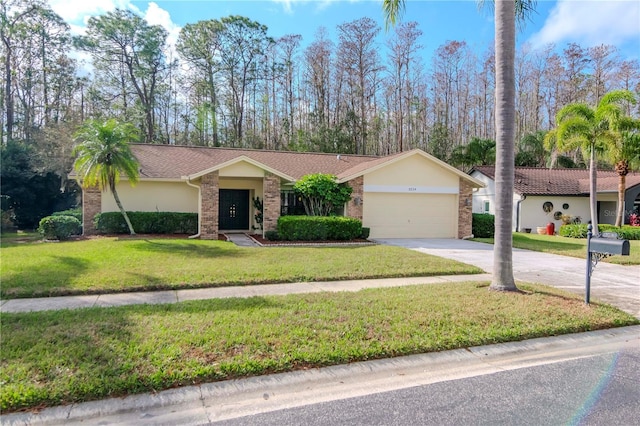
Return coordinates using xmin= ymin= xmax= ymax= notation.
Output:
xmin=585 ymin=224 xmax=631 ymax=304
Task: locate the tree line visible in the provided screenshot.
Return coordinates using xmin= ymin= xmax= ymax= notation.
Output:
xmin=2 ymin=0 xmax=640 ymax=228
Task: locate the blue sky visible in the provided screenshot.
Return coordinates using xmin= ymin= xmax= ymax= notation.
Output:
xmin=50 ymin=0 xmax=640 ymax=64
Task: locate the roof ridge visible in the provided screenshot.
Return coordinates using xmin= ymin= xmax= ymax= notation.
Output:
xmin=131 ymin=143 xmax=381 ymax=159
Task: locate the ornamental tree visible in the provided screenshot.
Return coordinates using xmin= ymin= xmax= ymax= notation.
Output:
xmin=293 ymin=173 xmax=352 ymax=216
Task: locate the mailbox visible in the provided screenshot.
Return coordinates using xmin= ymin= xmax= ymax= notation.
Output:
xmin=589 ymin=238 xmax=630 ymax=256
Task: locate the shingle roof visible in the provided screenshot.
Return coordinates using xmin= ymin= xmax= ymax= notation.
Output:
xmin=132 ymin=144 xmax=378 ymax=181
xmin=471 ymin=165 xmax=640 ymax=195
xmin=131 ymin=144 xmax=484 ymax=187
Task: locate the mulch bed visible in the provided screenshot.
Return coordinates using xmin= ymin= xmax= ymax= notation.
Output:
xmin=247 ymin=234 xmax=373 ymax=246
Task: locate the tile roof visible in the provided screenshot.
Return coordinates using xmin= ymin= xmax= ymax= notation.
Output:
xmin=471 ymin=165 xmax=640 ymax=195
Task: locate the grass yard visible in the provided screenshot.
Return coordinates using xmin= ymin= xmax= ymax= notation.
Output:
xmin=0 ymin=237 xmax=483 ymax=299
xmin=473 ymin=233 xmax=640 ymax=265
xmin=1 ymin=281 xmax=637 ymax=412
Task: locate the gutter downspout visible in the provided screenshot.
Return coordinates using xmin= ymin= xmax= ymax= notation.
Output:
xmin=185 ymin=177 xmax=201 ymax=239
xmin=515 ymin=194 xmax=526 ymax=232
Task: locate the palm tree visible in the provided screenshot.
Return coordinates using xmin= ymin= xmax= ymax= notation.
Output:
xmin=383 ymin=0 xmax=536 ymax=292
xmin=610 ymin=126 xmax=640 ymax=226
xmin=449 ymin=137 xmax=496 ymax=170
xmin=544 ymin=90 xmax=636 ymax=234
xmin=73 ymin=119 xmax=140 ymax=235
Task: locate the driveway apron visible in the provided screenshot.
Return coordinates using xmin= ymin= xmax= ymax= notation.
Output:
xmin=374 ymin=238 xmax=640 ymax=319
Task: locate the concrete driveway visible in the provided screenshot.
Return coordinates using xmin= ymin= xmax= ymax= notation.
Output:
xmin=374 ymin=238 xmax=640 ymax=318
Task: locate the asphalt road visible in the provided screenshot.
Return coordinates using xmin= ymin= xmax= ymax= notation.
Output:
xmin=216 ymin=347 xmax=640 ymax=426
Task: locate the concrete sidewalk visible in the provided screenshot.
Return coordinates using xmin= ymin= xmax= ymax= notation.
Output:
xmin=0 ymin=274 xmax=491 ymax=313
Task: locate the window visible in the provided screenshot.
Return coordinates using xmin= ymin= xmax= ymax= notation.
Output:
xmin=483 ymin=200 xmax=490 ymax=213
xmin=280 ymin=190 xmax=306 ymax=216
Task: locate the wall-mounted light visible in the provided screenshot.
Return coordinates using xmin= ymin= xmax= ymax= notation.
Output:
xmin=465 ymin=197 xmax=471 ymax=207
xmin=354 ymin=197 xmax=362 ymax=206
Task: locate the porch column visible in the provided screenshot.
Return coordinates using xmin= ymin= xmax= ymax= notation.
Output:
xmin=82 ymin=185 xmax=102 ymax=235
xmin=263 ymin=173 xmax=280 ymax=233
xmin=201 ymin=172 xmax=219 ymax=240
xmin=346 ymin=176 xmax=363 ymax=220
xmin=458 ymin=178 xmax=473 ymax=239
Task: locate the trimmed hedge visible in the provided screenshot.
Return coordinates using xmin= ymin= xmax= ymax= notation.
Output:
xmin=264 ymin=230 xmax=280 ymax=241
xmin=52 ymin=208 xmax=82 ymax=223
xmin=472 ymin=213 xmax=494 ymax=238
xmin=277 ymin=216 xmax=363 ymax=241
xmin=558 ymin=224 xmax=587 ymax=238
xmin=38 ymin=215 xmax=82 ymax=240
xmin=94 ymin=212 xmax=198 ymax=234
xmin=559 ymin=224 xmax=640 ymax=240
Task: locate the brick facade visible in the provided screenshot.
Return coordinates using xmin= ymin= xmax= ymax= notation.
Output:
xmin=458 ymin=178 xmax=473 ymax=239
xmin=345 ymin=175 xmax=363 ymax=220
xmin=82 ymin=186 xmax=102 ymax=235
xmin=263 ymin=173 xmax=281 ymax=233
xmin=200 ymin=172 xmax=219 ymax=239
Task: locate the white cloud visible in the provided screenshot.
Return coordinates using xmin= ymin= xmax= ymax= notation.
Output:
xmin=528 ymin=0 xmax=640 ymax=48
xmin=49 ymin=0 xmax=130 ymax=24
xmin=144 ymin=2 xmax=182 ymax=45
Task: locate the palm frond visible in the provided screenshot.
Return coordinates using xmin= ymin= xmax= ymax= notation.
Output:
xmin=383 ymin=0 xmax=405 ymax=31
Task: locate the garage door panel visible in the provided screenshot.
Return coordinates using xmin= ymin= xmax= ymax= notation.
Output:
xmin=363 ymin=193 xmax=456 ymax=238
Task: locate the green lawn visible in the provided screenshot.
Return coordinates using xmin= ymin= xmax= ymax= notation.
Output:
xmin=473 ymin=233 xmax=640 ymax=265
xmin=2 ymin=281 xmax=636 ymax=412
xmin=0 ymin=237 xmax=483 ymax=299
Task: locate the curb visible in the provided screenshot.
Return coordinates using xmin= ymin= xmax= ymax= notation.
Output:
xmin=2 ymin=326 xmax=638 ymax=425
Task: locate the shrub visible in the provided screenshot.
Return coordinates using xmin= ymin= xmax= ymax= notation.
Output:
xmin=559 ymin=224 xmax=588 ymax=238
xmin=293 ymin=174 xmax=353 ymax=216
xmin=94 ymin=212 xmax=198 ymax=234
xmin=600 ymin=224 xmax=640 ymax=240
xmin=361 ymin=227 xmax=370 ymax=239
xmin=52 ymin=208 xmax=82 ymax=223
xmin=559 ymin=224 xmax=640 ymax=240
xmin=630 ymin=213 xmax=640 ymax=227
xmin=472 ymin=213 xmax=494 ymax=238
xmin=264 ymin=230 xmax=279 ymax=241
xmin=38 ymin=215 xmax=82 ymax=240
xmin=277 ymin=216 xmax=362 ymax=241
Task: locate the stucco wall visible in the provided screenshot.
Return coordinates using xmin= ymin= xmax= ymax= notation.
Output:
xmin=103 ymin=181 xmax=198 ymax=213
xmin=219 ymin=161 xmax=265 ymax=178
xmin=365 ymin=154 xmax=459 ymax=189
xmin=520 ymin=196 xmax=589 ymax=233
xmin=470 ymin=171 xmax=520 ymax=231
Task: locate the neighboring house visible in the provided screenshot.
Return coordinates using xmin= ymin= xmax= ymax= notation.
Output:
xmin=470 ymin=166 xmax=640 ymax=232
xmin=81 ymin=145 xmax=485 ymax=239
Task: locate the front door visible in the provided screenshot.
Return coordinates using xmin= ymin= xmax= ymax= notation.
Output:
xmin=219 ymin=189 xmax=250 ymax=230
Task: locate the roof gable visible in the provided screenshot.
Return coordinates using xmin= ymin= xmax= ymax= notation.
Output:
xmin=339 ymin=149 xmax=485 ymax=188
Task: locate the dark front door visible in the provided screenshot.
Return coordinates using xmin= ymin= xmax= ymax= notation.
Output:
xmin=219 ymin=189 xmax=250 ymax=230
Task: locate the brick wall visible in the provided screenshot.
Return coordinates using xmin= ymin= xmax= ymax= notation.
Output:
xmin=82 ymin=186 xmax=102 ymax=235
xmin=458 ymin=178 xmax=473 ymax=239
xmin=263 ymin=173 xmax=280 ymax=232
xmin=201 ymin=172 xmax=219 ymax=239
xmin=345 ymin=175 xmax=363 ymax=220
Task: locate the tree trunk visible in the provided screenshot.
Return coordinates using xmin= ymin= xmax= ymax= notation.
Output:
xmin=490 ymin=0 xmax=518 ymax=292
xmin=111 ymin=184 xmax=136 ymax=235
xmin=589 ymin=147 xmax=599 ymax=234
xmin=3 ymin=34 xmax=13 ymax=142
xmin=615 ymin=160 xmax=627 ymax=227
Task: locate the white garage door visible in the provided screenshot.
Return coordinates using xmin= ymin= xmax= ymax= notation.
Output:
xmin=363 ymin=193 xmax=457 ymax=238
